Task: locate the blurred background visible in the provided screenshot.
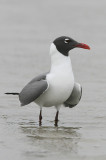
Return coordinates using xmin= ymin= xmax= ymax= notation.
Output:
xmin=0 ymin=0 xmax=106 ymax=160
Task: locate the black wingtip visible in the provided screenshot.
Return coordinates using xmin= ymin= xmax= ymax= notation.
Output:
xmin=5 ymin=92 xmax=19 ymax=95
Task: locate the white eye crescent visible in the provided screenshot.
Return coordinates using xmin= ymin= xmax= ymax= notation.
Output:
xmin=64 ymin=38 xmax=70 ymax=43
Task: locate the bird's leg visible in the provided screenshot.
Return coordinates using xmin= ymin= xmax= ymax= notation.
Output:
xmin=55 ymin=110 xmax=59 ymax=127
xmin=39 ymin=109 xmax=42 ymax=126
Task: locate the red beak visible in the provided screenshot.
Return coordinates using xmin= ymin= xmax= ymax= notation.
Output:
xmin=76 ymin=43 xmax=90 ymax=50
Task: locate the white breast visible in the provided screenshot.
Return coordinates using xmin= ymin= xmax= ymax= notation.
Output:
xmin=35 ymin=43 xmax=74 ymax=107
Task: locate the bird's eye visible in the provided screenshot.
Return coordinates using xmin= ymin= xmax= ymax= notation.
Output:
xmin=64 ymin=39 xmax=70 ymax=44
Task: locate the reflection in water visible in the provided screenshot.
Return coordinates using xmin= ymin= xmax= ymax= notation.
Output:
xmin=20 ymin=121 xmax=81 ymax=158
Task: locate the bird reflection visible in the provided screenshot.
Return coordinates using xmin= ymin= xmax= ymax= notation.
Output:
xmin=20 ymin=121 xmax=81 ymax=156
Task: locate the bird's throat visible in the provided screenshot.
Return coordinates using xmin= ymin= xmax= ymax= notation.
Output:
xmin=50 ymin=43 xmax=72 ymax=73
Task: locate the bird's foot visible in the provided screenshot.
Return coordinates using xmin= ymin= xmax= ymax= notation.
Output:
xmin=39 ymin=116 xmax=42 ymax=126
xmin=39 ymin=110 xmax=42 ymax=126
xmin=54 ymin=120 xmax=58 ymax=127
xmin=39 ymin=120 xmax=42 ymax=126
xmin=54 ymin=110 xmax=59 ymax=127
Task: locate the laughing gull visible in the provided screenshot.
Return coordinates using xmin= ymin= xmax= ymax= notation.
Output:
xmin=5 ymin=36 xmax=90 ymax=126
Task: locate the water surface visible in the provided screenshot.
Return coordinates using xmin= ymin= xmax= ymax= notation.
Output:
xmin=0 ymin=0 xmax=106 ymax=159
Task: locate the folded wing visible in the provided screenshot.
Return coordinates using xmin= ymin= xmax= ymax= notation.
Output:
xmin=64 ymin=82 xmax=82 ymax=108
xmin=19 ymin=73 xmax=48 ymax=106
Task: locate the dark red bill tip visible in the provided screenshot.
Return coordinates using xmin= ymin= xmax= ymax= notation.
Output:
xmin=76 ymin=43 xmax=90 ymax=50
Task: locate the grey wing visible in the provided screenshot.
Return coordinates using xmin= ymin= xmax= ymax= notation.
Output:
xmin=19 ymin=73 xmax=49 ymax=106
xmin=64 ymin=82 xmax=82 ymax=108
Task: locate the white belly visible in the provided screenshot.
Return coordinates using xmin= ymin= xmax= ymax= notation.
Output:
xmin=35 ymin=69 xmax=74 ymax=107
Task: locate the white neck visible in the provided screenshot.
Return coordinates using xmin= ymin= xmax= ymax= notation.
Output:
xmin=49 ymin=43 xmax=73 ymax=74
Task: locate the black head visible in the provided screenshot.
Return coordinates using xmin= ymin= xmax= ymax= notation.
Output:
xmin=53 ymin=36 xmax=90 ymax=56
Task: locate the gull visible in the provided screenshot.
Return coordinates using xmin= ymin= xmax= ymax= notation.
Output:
xmin=5 ymin=36 xmax=90 ymax=126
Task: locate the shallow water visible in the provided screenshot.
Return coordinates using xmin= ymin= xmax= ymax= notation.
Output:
xmin=0 ymin=0 xmax=106 ymax=160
